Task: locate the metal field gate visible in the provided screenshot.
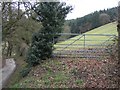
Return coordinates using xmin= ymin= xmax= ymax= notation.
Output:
xmin=52 ymin=33 xmax=117 ymax=59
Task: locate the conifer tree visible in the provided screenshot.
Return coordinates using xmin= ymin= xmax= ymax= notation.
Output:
xmin=26 ymin=2 xmax=72 ymax=66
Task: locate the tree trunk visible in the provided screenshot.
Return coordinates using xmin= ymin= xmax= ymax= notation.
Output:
xmin=6 ymin=41 xmax=13 ymax=57
xmin=9 ymin=43 xmax=13 ymax=56
xmin=6 ymin=41 xmax=10 ymax=57
xmin=2 ymin=41 xmax=6 ymax=56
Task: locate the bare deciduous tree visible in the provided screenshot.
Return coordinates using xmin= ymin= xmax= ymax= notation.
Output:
xmin=99 ymin=13 xmax=110 ymax=25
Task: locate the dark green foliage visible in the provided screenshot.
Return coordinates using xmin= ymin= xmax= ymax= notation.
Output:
xmin=26 ymin=30 xmax=53 ymax=66
xmin=27 ymin=2 xmax=72 ymax=66
xmin=20 ymin=65 xmax=31 ymax=77
xmin=33 ymin=2 xmax=73 ymax=41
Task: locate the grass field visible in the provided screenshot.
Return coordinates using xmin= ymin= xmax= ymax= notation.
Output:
xmin=54 ymin=22 xmax=117 ymax=50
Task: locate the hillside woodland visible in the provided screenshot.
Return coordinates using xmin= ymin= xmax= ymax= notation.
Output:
xmin=67 ymin=7 xmax=117 ymax=34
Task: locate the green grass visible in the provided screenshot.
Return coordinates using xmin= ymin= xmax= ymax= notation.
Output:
xmin=54 ymin=22 xmax=117 ymax=50
xmin=75 ymin=79 xmax=83 ymax=85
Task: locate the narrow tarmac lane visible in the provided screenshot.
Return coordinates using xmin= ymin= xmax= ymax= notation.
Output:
xmin=0 ymin=58 xmax=16 ymax=89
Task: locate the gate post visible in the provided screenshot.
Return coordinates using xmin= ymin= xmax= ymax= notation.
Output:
xmin=117 ymin=1 xmax=120 ymax=87
xmin=84 ymin=34 xmax=85 ymax=49
xmin=84 ymin=34 xmax=86 ymax=58
xmin=118 ymin=1 xmax=120 ymax=60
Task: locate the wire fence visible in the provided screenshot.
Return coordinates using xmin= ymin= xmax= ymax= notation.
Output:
xmin=52 ymin=33 xmax=117 ymax=60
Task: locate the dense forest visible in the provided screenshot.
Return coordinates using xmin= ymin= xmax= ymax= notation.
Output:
xmin=65 ymin=7 xmax=117 ymax=34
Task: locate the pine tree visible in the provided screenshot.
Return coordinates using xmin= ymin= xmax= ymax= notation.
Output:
xmin=26 ymin=2 xmax=72 ymax=66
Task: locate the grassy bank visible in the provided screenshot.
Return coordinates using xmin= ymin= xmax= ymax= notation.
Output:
xmin=6 ymin=56 xmax=27 ymax=87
